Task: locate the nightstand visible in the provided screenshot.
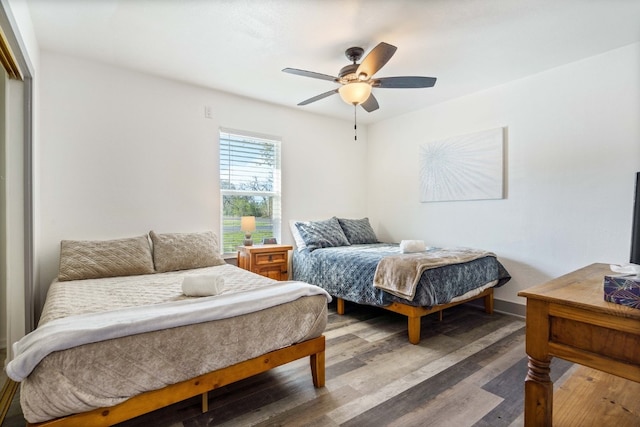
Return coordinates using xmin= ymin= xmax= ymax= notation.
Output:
xmin=237 ymin=244 xmax=293 ymax=281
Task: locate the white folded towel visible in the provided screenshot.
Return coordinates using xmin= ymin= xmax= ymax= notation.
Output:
xmin=400 ymin=240 xmax=427 ymax=253
xmin=182 ymin=273 xmax=225 ymax=297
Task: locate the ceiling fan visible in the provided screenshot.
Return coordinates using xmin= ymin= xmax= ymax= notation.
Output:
xmin=283 ymin=42 xmax=437 ymax=113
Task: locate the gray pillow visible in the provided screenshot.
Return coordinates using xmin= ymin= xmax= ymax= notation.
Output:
xmin=150 ymin=230 xmax=226 ymax=273
xmin=58 ymin=235 xmax=155 ymax=281
xmin=337 ymin=217 xmax=379 ymax=244
xmin=295 ymin=217 xmax=350 ymax=252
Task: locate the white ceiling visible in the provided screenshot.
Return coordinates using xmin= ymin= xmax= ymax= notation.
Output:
xmin=25 ymin=0 xmax=640 ymax=124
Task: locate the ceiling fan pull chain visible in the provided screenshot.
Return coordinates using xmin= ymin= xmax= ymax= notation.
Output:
xmin=354 ymin=105 xmax=357 ymax=141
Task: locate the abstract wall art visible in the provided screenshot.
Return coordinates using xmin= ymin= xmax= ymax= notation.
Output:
xmin=419 ymin=127 xmax=505 ymax=202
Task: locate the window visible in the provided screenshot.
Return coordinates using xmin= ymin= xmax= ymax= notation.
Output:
xmin=219 ymin=129 xmax=281 ymax=254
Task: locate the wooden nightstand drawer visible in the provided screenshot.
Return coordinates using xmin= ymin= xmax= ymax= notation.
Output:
xmin=254 ymin=252 xmax=286 ymax=265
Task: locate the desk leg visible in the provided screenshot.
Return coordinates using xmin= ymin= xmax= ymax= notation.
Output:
xmin=524 ymin=356 xmax=553 ymax=426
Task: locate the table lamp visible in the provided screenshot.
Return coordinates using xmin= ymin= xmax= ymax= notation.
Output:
xmin=241 ymin=216 xmax=256 ymax=246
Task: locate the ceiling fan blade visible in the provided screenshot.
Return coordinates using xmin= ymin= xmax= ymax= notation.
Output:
xmin=356 ymin=42 xmax=397 ymax=79
xmin=361 ymin=93 xmax=379 ymax=112
xmin=374 ymin=76 xmax=437 ymax=88
xmin=282 ymin=68 xmax=338 ymax=82
xmin=298 ymin=88 xmax=339 ymax=106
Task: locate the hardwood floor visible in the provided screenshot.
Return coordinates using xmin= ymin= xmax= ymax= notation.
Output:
xmin=554 ymin=365 xmax=640 ymax=427
xmin=3 ymin=302 xmax=573 ymax=427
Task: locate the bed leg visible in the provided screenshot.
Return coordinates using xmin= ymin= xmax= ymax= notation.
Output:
xmin=336 ymin=298 xmax=345 ymax=315
xmin=438 ymin=310 xmax=443 ymax=321
xmin=484 ymin=290 xmax=494 ymax=314
xmin=310 ymin=350 xmax=325 ymax=387
xmin=201 ymin=391 xmax=208 ymax=413
xmin=407 ymin=316 xmax=421 ymax=345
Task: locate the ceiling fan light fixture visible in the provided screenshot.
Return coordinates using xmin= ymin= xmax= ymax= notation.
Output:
xmin=338 ymin=82 xmax=372 ymax=105
xmin=283 ymin=41 xmax=436 ymax=115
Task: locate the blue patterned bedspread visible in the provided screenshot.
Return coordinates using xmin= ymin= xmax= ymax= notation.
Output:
xmin=292 ymin=243 xmax=510 ymax=307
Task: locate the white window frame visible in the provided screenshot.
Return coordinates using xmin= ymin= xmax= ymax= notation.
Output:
xmin=219 ymin=128 xmax=281 ymax=255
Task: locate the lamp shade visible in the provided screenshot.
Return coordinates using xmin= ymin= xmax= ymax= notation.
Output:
xmin=240 ymin=216 xmax=256 ymax=232
xmin=338 ymin=82 xmax=372 ymax=105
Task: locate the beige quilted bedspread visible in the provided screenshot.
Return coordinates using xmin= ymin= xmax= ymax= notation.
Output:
xmin=39 ymin=264 xmax=274 ymax=325
xmin=20 ymin=264 xmax=328 ymax=423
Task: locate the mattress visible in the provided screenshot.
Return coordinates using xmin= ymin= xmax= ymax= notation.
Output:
xmin=18 ymin=264 xmax=328 ymax=423
xmin=292 ymin=243 xmax=511 ymax=307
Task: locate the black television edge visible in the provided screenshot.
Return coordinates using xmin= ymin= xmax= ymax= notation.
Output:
xmin=632 ymin=172 xmax=640 ymax=264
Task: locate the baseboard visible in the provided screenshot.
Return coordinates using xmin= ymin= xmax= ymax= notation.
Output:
xmin=467 ymin=298 xmax=526 ymax=318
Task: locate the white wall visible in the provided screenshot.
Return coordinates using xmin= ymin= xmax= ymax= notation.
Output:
xmin=367 ymin=43 xmax=640 ymax=307
xmin=37 ymin=52 xmax=368 ymax=302
xmin=33 ymin=42 xmax=640 ymax=315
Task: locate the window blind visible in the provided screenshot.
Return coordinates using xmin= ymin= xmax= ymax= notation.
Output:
xmin=219 ymin=129 xmax=281 ymax=253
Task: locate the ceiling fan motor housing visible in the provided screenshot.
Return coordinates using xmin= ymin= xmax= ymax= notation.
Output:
xmin=339 ymin=63 xmax=360 ymax=82
xmin=341 ymin=47 xmax=366 ymax=83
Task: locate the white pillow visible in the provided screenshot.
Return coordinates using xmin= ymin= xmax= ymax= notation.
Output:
xmin=289 ymin=220 xmax=309 ymax=251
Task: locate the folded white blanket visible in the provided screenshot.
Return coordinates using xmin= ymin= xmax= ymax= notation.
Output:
xmin=7 ymin=281 xmax=331 ymax=382
xmin=400 ymin=240 xmax=427 ymax=253
xmin=182 ymin=273 xmax=225 ymax=296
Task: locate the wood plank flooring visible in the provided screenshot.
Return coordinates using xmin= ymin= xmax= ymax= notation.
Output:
xmin=1 ymin=301 xmax=578 ymax=426
xmin=553 ymin=365 xmax=640 ymax=427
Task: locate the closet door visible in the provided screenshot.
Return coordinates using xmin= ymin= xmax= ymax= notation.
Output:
xmin=0 ymin=13 xmax=29 ymax=421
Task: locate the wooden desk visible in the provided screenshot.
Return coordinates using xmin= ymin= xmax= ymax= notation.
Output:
xmin=518 ymin=263 xmax=640 ymax=426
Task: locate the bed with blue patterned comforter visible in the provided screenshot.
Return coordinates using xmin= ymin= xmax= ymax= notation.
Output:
xmin=292 ymin=243 xmax=511 ymax=308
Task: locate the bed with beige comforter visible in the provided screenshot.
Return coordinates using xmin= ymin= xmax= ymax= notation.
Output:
xmin=7 ymin=232 xmax=329 ymax=424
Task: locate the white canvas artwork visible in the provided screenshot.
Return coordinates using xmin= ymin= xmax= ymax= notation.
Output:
xmin=419 ymin=127 xmax=505 ymax=202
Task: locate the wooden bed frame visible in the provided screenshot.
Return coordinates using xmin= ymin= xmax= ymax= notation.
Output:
xmin=336 ymin=287 xmax=494 ymax=344
xmin=27 ymin=335 xmax=325 ymax=427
